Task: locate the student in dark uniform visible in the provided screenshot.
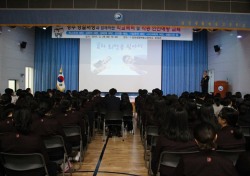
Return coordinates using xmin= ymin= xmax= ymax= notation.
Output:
xmin=104 ymin=88 xmax=121 ymax=112
xmin=0 ymin=108 xmax=57 ymax=176
xmin=151 ymin=105 xmax=198 ymax=176
xmin=174 ymin=122 xmax=239 ymax=176
xmin=56 ymin=99 xmax=86 ymax=150
xmin=31 ymin=100 xmax=72 ymax=160
xmin=217 ymin=107 xmax=245 ymax=150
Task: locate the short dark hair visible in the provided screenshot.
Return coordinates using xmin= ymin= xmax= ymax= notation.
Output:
xmin=194 ymin=122 xmax=217 ymax=150
xmin=218 ymin=107 xmax=239 ymax=126
xmin=109 ymin=88 xmax=117 ymax=96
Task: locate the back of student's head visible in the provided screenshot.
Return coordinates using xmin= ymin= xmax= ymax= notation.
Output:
xmin=60 ymin=99 xmax=71 ymax=113
xmin=163 ymin=104 xmax=191 ymax=142
xmin=199 ymin=103 xmax=216 ymax=125
xmin=0 ymin=94 xmax=12 ymax=105
xmin=37 ymin=100 xmax=53 ymax=117
xmin=14 ymin=108 xmax=32 ymax=135
xmin=218 ymin=107 xmax=239 ymax=127
xmin=5 ymin=88 xmax=13 ymax=96
xmin=109 ymin=88 xmax=117 ymax=96
xmin=194 ymin=122 xmax=217 ymax=150
xmin=218 ymin=107 xmax=243 ymax=139
xmin=235 ymin=92 xmax=242 ymax=99
xmin=214 ymin=97 xmax=222 ymax=106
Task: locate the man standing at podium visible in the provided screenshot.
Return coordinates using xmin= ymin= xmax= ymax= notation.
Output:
xmin=200 ymin=70 xmax=209 ymax=93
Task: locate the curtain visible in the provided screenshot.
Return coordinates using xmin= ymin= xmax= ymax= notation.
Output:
xmin=34 ymin=27 xmax=79 ymax=92
xmin=162 ymin=30 xmax=208 ymax=96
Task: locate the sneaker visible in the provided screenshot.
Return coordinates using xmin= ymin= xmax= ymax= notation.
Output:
xmin=74 ymin=151 xmax=81 ymax=162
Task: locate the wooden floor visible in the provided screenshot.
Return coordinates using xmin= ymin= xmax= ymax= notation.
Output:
xmin=70 ymin=121 xmax=148 ymax=176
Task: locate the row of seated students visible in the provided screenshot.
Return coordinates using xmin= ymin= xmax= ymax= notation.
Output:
xmin=0 ymin=88 xmax=102 ymax=175
xmin=0 ymin=87 xmax=135 ymax=175
xmin=134 ymin=89 xmax=250 ymax=176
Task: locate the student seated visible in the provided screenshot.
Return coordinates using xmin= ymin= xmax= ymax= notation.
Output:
xmin=151 ymin=105 xmax=198 ymax=176
xmin=174 ymin=122 xmax=239 ymax=176
xmin=217 ymin=107 xmax=245 ymax=150
xmin=0 ymin=108 xmax=57 ymax=176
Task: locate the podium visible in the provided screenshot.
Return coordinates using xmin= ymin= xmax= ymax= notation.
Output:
xmin=214 ymin=81 xmax=228 ymax=98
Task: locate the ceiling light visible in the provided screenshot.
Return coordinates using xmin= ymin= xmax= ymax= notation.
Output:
xmin=237 ymin=35 xmax=242 ymax=39
xmin=43 ymin=27 xmax=47 ymax=30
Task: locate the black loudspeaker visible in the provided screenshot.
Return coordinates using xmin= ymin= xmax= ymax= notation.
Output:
xmin=20 ymin=41 xmax=27 ymax=49
xmin=214 ymin=45 xmax=220 ymax=52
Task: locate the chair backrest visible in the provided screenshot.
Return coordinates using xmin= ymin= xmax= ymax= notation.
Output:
xmin=146 ymin=125 xmax=159 ymax=136
xmin=159 ymin=151 xmax=199 ymax=168
xmin=216 ymin=149 xmax=245 ymax=165
xmin=43 ymin=135 xmax=65 ymax=149
xmin=240 ymin=126 xmax=250 ymax=137
xmin=63 ymin=125 xmax=82 ymax=139
xmin=0 ymin=152 xmax=48 ymax=175
xmin=122 ymin=110 xmax=133 ymax=117
xmin=43 ymin=135 xmax=67 ymax=163
xmin=105 ymin=111 xmax=123 ymax=121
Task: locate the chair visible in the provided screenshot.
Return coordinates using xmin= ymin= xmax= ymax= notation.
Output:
xmin=240 ymin=126 xmax=250 ymax=137
xmin=103 ymin=111 xmax=124 ymax=141
xmin=149 ymin=150 xmax=199 ymax=176
xmin=43 ymin=135 xmax=71 ymax=176
xmin=144 ymin=126 xmax=159 ymax=161
xmin=63 ymin=126 xmax=84 ymax=165
xmin=122 ymin=110 xmax=134 ymax=134
xmin=216 ymin=149 xmax=245 ymax=165
xmin=0 ymin=152 xmax=49 ymax=176
xmin=240 ymin=126 xmax=250 ymax=150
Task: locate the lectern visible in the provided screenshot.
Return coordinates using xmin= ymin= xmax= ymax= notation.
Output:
xmin=214 ymin=81 xmax=228 ymax=98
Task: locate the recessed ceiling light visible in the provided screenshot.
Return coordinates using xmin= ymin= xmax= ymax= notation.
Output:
xmin=237 ymin=35 xmax=242 ymax=38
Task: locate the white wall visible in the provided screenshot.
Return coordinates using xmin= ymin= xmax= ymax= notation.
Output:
xmin=208 ymin=30 xmax=250 ymax=95
xmin=0 ymin=27 xmax=35 ymax=94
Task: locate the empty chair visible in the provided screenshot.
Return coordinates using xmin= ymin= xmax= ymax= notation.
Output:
xmin=0 ymin=152 xmax=49 ymax=176
xmin=103 ymin=111 xmax=124 ymax=140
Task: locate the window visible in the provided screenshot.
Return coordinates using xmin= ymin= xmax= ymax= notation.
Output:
xmin=25 ymin=67 xmax=34 ymax=93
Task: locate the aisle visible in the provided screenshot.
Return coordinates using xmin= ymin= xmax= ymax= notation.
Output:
xmin=72 ymin=127 xmax=148 ymax=176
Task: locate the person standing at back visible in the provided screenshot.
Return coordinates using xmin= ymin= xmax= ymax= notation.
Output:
xmin=200 ymin=70 xmax=209 ymax=94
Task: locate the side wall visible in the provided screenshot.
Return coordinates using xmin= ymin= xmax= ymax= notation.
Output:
xmin=208 ymin=30 xmax=250 ymax=95
xmin=0 ymin=27 xmax=34 ymax=94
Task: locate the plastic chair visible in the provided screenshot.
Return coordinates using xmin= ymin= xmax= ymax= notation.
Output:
xmin=144 ymin=126 xmax=159 ymax=161
xmin=103 ymin=111 xmax=124 ymax=141
xmin=43 ymin=135 xmax=71 ymax=176
xmin=0 ymin=152 xmax=49 ymax=176
xmin=216 ymin=149 xmax=245 ymax=165
xmin=63 ymin=126 xmax=84 ymax=166
xmin=149 ymin=150 xmax=199 ymax=176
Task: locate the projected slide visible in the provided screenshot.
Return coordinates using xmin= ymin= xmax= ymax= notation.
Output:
xmin=91 ymin=39 xmax=148 ymax=75
xmin=79 ymin=38 xmax=162 ymax=92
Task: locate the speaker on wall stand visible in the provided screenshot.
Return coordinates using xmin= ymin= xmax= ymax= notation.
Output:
xmin=20 ymin=41 xmax=27 ymax=49
xmin=214 ymin=45 xmax=221 ymax=53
